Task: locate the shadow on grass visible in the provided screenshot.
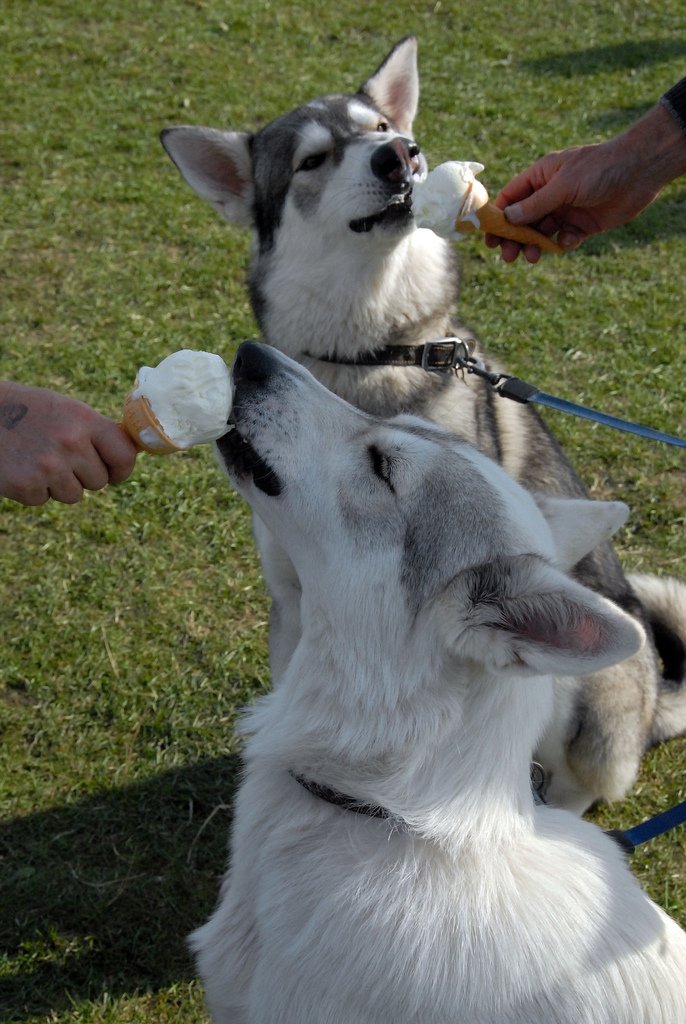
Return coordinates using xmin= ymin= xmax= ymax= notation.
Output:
xmin=0 ymin=756 xmax=241 ymax=1021
xmin=520 ymin=38 xmax=686 ymax=78
xmin=587 ymin=102 xmax=654 ymax=135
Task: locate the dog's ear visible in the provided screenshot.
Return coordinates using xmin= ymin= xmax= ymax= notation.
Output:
xmin=359 ymin=36 xmax=419 ymax=136
xmin=443 ymin=554 xmax=644 ymax=676
xmin=161 ymin=127 xmax=254 ymax=226
xmin=534 ymin=496 xmax=629 ymax=570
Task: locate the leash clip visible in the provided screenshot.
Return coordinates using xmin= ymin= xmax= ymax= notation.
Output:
xmin=454 ymin=352 xmax=510 ymax=389
xmin=530 ymin=762 xmax=549 ymax=805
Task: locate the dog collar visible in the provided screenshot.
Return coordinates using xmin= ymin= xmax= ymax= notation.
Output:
xmin=306 ymin=332 xmax=476 ymax=373
xmin=291 ymin=763 xmax=549 ymax=822
xmin=291 ymin=772 xmax=400 ymax=823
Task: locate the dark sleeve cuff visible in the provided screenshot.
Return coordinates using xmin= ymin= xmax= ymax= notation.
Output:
xmin=661 ymin=77 xmax=686 ymax=136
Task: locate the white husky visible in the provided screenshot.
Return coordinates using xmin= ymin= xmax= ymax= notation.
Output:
xmin=195 ymin=341 xmax=686 ymax=1024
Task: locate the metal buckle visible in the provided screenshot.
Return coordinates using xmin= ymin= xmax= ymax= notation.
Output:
xmin=530 ymin=762 xmax=549 ymax=805
xmin=420 ymin=337 xmax=471 ymax=372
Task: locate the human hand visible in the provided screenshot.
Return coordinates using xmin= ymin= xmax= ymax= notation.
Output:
xmin=485 ymin=142 xmax=660 ymax=263
xmin=485 ymin=102 xmax=686 ymax=263
xmin=0 ymin=383 xmax=138 ymax=506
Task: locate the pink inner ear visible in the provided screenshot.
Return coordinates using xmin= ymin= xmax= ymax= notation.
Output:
xmin=573 ymin=618 xmax=607 ymax=651
xmin=513 ymin=608 xmax=606 ymax=655
xmin=201 ymin=145 xmax=247 ymax=196
xmin=380 ymin=83 xmax=413 ymax=132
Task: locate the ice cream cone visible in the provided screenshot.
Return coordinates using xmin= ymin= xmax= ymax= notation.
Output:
xmin=456 ymin=199 xmax=563 ymax=253
xmin=120 ymin=391 xmax=183 ymax=454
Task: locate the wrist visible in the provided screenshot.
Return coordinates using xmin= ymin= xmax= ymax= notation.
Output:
xmin=621 ymin=98 xmax=686 ymax=188
xmin=661 ymin=78 xmax=686 ymax=137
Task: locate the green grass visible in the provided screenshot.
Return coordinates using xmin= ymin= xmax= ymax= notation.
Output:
xmin=2 ymin=1 xmax=686 ymax=1020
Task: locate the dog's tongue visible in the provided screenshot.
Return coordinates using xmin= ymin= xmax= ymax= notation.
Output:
xmin=121 ymin=350 xmax=232 ymax=453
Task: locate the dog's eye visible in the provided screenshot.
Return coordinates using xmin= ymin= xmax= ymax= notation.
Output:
xmin=297 ymin=152 xmax=327 ymax=172
xmin=369 ymin=445 xmax=394 ymax=490
xmin=376 ymin=121 xmax=389 ymax=133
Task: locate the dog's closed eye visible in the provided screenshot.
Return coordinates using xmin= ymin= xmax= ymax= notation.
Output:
xmin=369 ymin=445 xmax=395 ymax=491
xmin=297 ymin=152 xmax=328 ymax=172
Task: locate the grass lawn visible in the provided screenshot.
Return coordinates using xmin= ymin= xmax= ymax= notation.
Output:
xmin=2 ymin=0 xmax=685 ymax=1020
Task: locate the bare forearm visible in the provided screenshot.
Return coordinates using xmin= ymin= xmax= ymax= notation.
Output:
xmin=619 ymin=97 xmax=686 ymax=191
xmin=489 ymin=79 xmax=686 ymax=262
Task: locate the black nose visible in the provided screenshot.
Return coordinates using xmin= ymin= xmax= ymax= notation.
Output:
xmin=370 ymin=137 xmax=422 ymax=188
xmin=232 ymin=341 xmax=280 ymax=384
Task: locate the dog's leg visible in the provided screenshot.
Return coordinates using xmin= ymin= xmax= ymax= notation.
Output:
xmin=565 ymin=650 xmax=657 ymax=805
xmin=252 ymin=514 xmax=302 ymax=681
xmin=538 ymin=647 xmax=657 ymax=812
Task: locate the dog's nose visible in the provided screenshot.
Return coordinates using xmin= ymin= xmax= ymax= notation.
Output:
xmin=232 ymin=341 xmax=280 ymax=384
xmin=370 ymin=138 xmax=422 ymax=188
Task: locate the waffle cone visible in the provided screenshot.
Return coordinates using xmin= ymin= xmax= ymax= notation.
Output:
xmin=456 ymin=200 xmax=563 ymax=253
xmin=120 ymin=392 xmax=182 ymax=454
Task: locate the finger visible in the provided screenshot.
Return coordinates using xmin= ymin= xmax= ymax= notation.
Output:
xmin=494 ymin=170 xmax=537 ymax=210
xmin=47 ymin=473 xmax=85 ymax=505
xmin=522 ymin=244 xmax=542 ymax=265
xmin=73 ymin=451 xmax=111 ymax=493
xmin=4 ymin=481 xmax=50 ymax=506
xmin=483 ymin=231 xmax=523 ymax=261
xmin=557 ymin=227 xmax=587 ymax=250
xmin=501 ymin=244 xmax=521 ymax=263
xmin=2 ymin=454 xmax=76 ymax=505
xmin=534 ymin=213 xmax=562 ymax=238
xmin=503 ymin=175 xmax=571 ymax=228
xmin=92 ymin=421 xmax=139 ymax=485
xmin=500 ymin=239 xmax=525 ymax=263
xmin=32 ymin=447 xmax=90 ymax=504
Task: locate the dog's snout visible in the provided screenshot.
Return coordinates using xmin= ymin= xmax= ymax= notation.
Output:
xmin=371 ymin=138 xmax=422 ymax=188
xmin=233 ymin=341 xmax=280 ymax=385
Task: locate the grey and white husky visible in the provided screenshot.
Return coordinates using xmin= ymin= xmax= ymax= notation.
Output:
xmin=162 ymin=36 xmax=686 ymax=812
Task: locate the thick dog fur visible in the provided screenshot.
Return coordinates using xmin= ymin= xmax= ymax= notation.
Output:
xmin=195 ymin=341 xmax=686 ymax=1024
xmin=161 ymin=37 xmax=686 ymax=812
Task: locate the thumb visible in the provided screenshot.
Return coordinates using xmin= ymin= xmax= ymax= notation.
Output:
xmin=504 ymin=180 xmax=565 ymax=226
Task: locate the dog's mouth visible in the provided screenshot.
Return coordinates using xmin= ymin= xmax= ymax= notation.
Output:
xmin=349 ymin=192 xmax=413 ymax=234
xmin=216 ymin=427 xmax=282 ymax=497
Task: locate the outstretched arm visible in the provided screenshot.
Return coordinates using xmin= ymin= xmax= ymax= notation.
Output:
xmin=486 ymin=81 xmax=686 ymax=263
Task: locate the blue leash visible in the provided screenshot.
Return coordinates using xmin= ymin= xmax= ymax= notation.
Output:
xmin=497 ymin=376 xmax=686 ymax=449
xmin=608 ymin=799 xmax=686 ymax=855
xmin=452 ymin=354 xmax=685 ymax=449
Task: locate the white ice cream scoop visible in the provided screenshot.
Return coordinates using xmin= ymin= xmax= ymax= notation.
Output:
xmin=121 ymin=349 xmax=232 ymax=454
xmin=412 ymin=160 xmax=563 ymax=253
